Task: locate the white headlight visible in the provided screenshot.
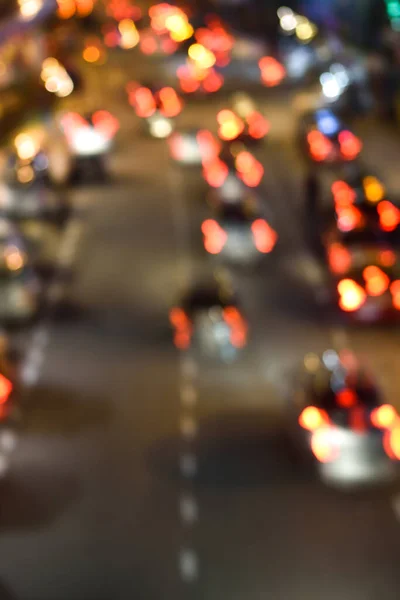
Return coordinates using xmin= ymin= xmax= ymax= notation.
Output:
xmin=149 ymin=116 xmax=173 ymax=139
xmin=69 ymin=128 xmax=110 ymax=156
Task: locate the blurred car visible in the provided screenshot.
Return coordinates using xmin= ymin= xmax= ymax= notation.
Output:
xmin=60 ymin=110 xmax=119 ymax=182
xmin=0 ymin=182 xmax=70 ymax=226
xmin=201 ymin=193 xmax=277 ymax=263
xmin=0 ymin=220 xmax=41 ymax=325
xmin=216 ymin=93 xmax=269 ymax=145
xmin=299 ymin=108 xmax=362 ymax=165
xmin=127 ymin=82 xmax=184 ymax=139
xmin=203 ymin=143 xmax=264 ymax=188
xmin=311 ymin=194 xmax=400 ymax=320
xmin=0 ymin=361 xmax=18 ymax=477
xmin=169 ymin=277 xmax=248 ymax=360
xmin=5 ymin=129 xmax=73 ymax=189
xmin=305 ymin=163 xmax=388 ymax=218
xmin=290 ymin=350 xmax=399 ymax=486
xmin=168 ymin=129 xmax=221 ymax=165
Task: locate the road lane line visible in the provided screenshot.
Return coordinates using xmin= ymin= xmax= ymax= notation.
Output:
xmin=180 ymin=452 xmax=198 ymax=478
xmin=180 ymin=414 xmax=198 ymax=440
xmin=181 ymin=355 xmax=198 ymax=381
xmin=179 ymin=548 xmax=199 ymax=582
xmin=180 ymin=493 xmax=199 ymax=524
xmin=180 ymin=381 xmax=198 ymax=407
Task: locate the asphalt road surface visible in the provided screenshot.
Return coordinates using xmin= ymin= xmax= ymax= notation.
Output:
xmin=1 ymin=49 xmax=400 ymax=600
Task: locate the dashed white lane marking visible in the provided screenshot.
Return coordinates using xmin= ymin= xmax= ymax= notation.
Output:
xmin=180 ymin=493 xmax=199 ymax=524
xmin=181 ymin=356 xmax=198 ymax=381
xmin=180 ymin=414 xmax=198 ymax=440
xmin=180 ymin=452 xmax=198 ymax=478
xmin=20 ymin=362 xmax=40 ymax=387
xmin=179 ymin=548 xmax=199 ymax=582
xmin=180 ymin=382 xmax=198 ymax=407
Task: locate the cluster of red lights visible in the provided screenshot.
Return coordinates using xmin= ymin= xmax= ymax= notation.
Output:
xmin=60 ymin=111 xmax=120 ymax=142
xmin=216 ymin=109 xmax=269 ymax=142
xmin=201 ymin=216 xmax=277 ymax=256
xmin=194 ymin=19 xmax=234 ymax=67
xmin=337 ymin=266 xmax=400 ymax=313
xmin=169 ymin=305 xmax=247 ymax=350
xmin=177 ymin=65 xmax=224 ymax=94
xmin=127 ymin=83 xmax=183 ymax=118
xmin=106 ymin=0 xmax=141 ymax=22
xmin=307 ymin=129 xmax=362 ymax=162
xmin=331 ymin=179 xmax=400 ymax=234
xmin=299 ymin=398 xmax=400 ymax=462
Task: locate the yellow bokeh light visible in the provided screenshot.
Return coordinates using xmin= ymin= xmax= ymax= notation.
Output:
xmin=83 ymin=46 xmax=101 ymax=62
xmin=188 ymin=43 xmax=216 ymax=69
xmin=363 ymin=176 xmax=385 ymax=203
xmin=296 ymin=19 xmax=318 ymax=41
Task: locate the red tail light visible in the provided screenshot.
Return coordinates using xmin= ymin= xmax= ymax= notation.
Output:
xmin=169 ymin=307 xmax=189 ymax=328
xmin=311 ymin=428 xmax=338 ymax=463
xmin=158 ymin=87 xmax=183 ymax=117
xmin=390 ymin=280 xmax=400 ymax=310
xmin=235 ymin=151 xmax=264 ymax=188
xmin=140 ymin=34 xmax=158 ymax=55
xmin=246 ymin=111 xmax=269 ymax=139
xmin=383 ymin=427 xmax=400 ymax=459
xmin=0 ymin=374 xmax=12 ymax=405
xmin=161 ymin=37 xmax=178 ymax=55
xmin=299 ymin=406 xmax=329 ymax=431
xmin=331 ymin=180 xmax=356 ymax=207
xmin=202 ymin=69 xmax=224 ymax=93
xmin=379 ymin=249 xmax=396 ymax=267
xmin=371 ymin=404 xmax=398 ymax=429
xmin=202 ymin=159 xmax=229 ymax=188
xmin=337 ymin=279 xmax=366 ymax=312
xmin=259 ymin=56 xmax=285 ymax=87
xmin=251 ymin=219 xmax=277 ymax=253
xmin=201 ymin=219 xmax=227 ymax=253
xmin=197 ymin=130 xmax=220 ymax=161
xmin=131 ymin=86 xmax=156 ymax=117
xmin=92 ymin=110 xmax=119 ymax=139
xmin=217 ymin=109 xmax=244 ymax=141
xmin=336 ymin=388 xmax=357 ymax=408
xmin=179 ymin=74 xmax=200 ymax=93
xmin=377 ymin=201 xmax=400 ymax=232
xmin=338 ymin=130 xmax=362 ymax=160
xmin=223 ymin=306 xmax=248 ymax=348
xmin=363 ymin=266 xmax=390 ymax=296
xmin=328 ymin=243 xmax=352 ymax=275
xmin=60 ymin=112 xmax=90 ymax=142
xmin=336 ymin=205 xmax=363 ymax=232
xmin=169 ymin=307 xmax=192 ymax=350
xmin=307 ymin=130 xmax=333 ymax=162
xmin=349 ymin=405 xmax=367 ymax=433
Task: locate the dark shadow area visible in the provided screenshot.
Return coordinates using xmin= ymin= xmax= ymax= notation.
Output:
xmin=147 ymin=409 xmax=315 ymax=488
xmin=0 ymin=579 xmax=20 ymax=600
xmin=21 ymin=384 xmax=112 ymax=436
xmin=0 ymin=467 xmax=81 ymax=533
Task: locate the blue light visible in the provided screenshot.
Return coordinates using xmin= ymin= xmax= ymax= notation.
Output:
xmin=315 ymin=109 xmax=341 ymax=136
